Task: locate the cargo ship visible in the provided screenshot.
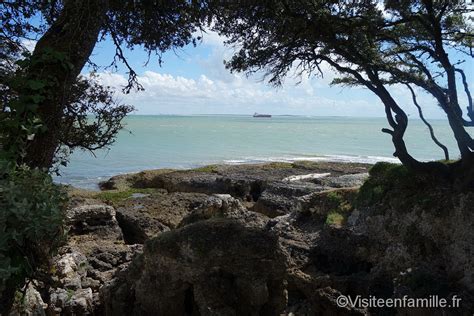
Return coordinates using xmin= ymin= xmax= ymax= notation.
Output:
xmin=253 ymin=112 xmax=272 ymax=118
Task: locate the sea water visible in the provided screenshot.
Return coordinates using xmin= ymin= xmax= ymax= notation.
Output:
xmin=55 ymin=115 xmax=468 ymax=189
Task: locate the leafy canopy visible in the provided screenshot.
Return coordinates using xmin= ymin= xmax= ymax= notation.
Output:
xmin=212 ymin=0 xmax=474 ymax=179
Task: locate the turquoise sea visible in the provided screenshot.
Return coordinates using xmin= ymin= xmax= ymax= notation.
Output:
xmin=56 ymin=115 xmax=469 ymax=189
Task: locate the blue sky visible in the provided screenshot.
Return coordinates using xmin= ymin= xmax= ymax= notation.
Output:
xmin=82 ymin=29 xmax=473 ymax=118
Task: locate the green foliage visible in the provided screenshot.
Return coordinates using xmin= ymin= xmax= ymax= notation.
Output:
xmin=0 ymin=49 xmax=71 ymax=164
xmin=322 ymin=190 xmax=355 ymax=227
xmin=357 ymin=162 xmax=406 ymax=206
xmin=0 ymin=49 xmax=70 ymax=311
xmin=1 ymin=48 xmax=134 ymax=170
xmin=325 ymin=212 xmax=345 ymax=227
xmin=355 ymin=162 xmax=441 ymax=211
xmin=66 ymin=289 xmax=75 ymax=302
xmin=326 ymin=191 xmax=344 ymax=205
xmin=0 ymin=166 xmax=67 ymax=300
xmin=12 ymin=290 xmax=26 ymax=310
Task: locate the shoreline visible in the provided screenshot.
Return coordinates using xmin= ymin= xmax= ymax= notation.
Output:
xmin=65 ymin=160 xmax=375 ymax=193
xmin=59 ymin=155 xmax=400 ymax=191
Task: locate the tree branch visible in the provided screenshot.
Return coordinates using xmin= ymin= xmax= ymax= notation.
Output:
xmin=406 ymin=83 xmax=450 ymax=160
xmin=455 ymin=68 xmax=474 ymax=125
xmin=106 ymin=20 xmax=143 ymax=94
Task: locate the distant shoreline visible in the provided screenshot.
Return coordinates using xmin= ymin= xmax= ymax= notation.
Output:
xmin=121 ymin=114 xmax=449 ymax=121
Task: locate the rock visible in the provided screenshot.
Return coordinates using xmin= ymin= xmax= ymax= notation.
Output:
xmin=265 ymin=212 xmax=322 ymax=268
xmin=9 ymin=283 xmax=47 ymax=316
xmin=252 ymin=173 xmax=367 ymax=219
xmin=54 ymin=251 xmax=89 ymax=290
xmin=43 ymin=198 xmax=144 ymax=315
xmin=179 ymin=194 xmax=268 ymax=228
xmin=49 ymin=288 xmax=93 ymax=315
xmin=314 ymin=173 xmax=369 ymax=188
xmin=48 ymin=241 xmax=141 ymax=314
xmin=129 ymin=193 xmax=150 ymax=198
xmin=310 ymin=227 xmax=373 ymax=276
xmin=298 ymin=188 xmax=358 ymax=223
xmin=98 ymin=162 xmax=371 ymax=203
xmin=101 ymin=219 xmax=289 ymax=315
xmin=311 ymin=287 xmax=366 ymax=316
xmin=150 ymin=171 xmax=265 ymax=200
xmin=42 ymin=162 xmax=474 ymax=314
xmin=98 ymin=169 xmax=175 ymax=191
xmin=116 ymin=206 xmax=170 ymax=244
xmin=253 ymin=182 xmax=325 ymax=217
xmin=68 ymin=288 xmax=94 ymax=315
xmin=353 ymin=189 xmax=474 ymax=298
xmin=283 ymin=172 xmax=331 ymax=182
xmin=347 ymin=209 xmax=360 ymax=226
xmin=114 ymin=192 xmax=210 ymax=229
xmin=66 ymin=200 xmax=122 ymax=238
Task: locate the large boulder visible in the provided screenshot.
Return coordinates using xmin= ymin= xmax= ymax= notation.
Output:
xmin=101 ymin=219 xmax=289 ymax=316
xmin=179 ymin=194 xmax=268 ymax=229
xmin=115 ymin=206 xmax=170 ymax=244
xmin=65 ymin=198 xmax=122 ymax=238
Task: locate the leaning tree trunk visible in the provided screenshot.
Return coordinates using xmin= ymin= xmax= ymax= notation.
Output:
xmin=22 ymin=0 xmax=108 ymax=170
xmin=1 ymin=1 xmax=106 ymax=312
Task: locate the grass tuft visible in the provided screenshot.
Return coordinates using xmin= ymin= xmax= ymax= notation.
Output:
xmin=191 ymin=165 xmax=220 ymax=173
xmin=325 ymin=211 xmax=345 ymax=227
xmin=94 ymin=188 xmax=157 ymax=204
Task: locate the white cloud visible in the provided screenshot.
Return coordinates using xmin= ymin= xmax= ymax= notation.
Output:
xmin=92 ymin=30 xmax=458 ymax=119
xmin=96 ymin=69 xmax=387 ymax=116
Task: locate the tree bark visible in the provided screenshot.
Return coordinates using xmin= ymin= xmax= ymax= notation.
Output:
xmin=22 ymin=0 xmax=108 ymax=169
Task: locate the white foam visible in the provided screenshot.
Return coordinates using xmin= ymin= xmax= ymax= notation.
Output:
xmin=222 ymin=154 xmax=400 ymax=165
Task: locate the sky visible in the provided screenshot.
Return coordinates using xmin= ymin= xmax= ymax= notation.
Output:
xmin=20 ymin=23 xmax=453 ymax=118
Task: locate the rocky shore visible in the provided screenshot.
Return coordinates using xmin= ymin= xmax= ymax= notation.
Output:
xmin=12 ymin=161 xmax=474 ymax=315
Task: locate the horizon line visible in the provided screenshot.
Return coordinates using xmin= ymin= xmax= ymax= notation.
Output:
xmin=123 ymin=113 xmax=449 ymax=120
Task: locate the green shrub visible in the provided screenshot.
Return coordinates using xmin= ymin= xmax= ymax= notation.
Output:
xmin=326 ymin=191 xmax=344 ymax=204
xmin=356 ymin=163 xmax=405 ymax=205
xmin=0 ymin=166 xmax=67 ymax=310
xmin=356 ymin=162 xmax=435 ymax=210
xmin=325 ymin=211 xmax=345 ymax=227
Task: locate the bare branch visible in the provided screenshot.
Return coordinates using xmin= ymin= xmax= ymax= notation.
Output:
xmin=406 ymin=84 xmax=450 ymax=160
xmin=455 ymin=68 xmax=474 ymax=125
xmin=106 ymin=20 xmax=144 ymax=94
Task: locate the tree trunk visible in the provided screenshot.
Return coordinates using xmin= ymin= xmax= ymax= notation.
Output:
xmin=22 ymin=0 xmax=108 ymax=170
xmin=451 ymin=153 xmax=474 ymax=189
